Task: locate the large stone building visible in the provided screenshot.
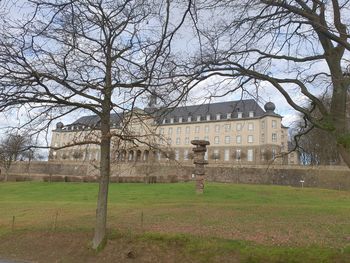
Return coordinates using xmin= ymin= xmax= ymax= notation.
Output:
xmin=50 ymin=99 xmax=298 ymax=165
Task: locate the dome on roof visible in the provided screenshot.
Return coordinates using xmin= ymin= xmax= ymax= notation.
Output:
xmin=56 ymin=122 xmax=64 ymax=130
xmin=264 ymin=102 xmax=276 ymax=112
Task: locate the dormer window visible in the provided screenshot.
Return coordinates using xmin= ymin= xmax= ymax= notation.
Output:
xmin=197 ymin=115 xmax=201 ymax=122
xmin=237 ymin=112 xmax=243 ymax=118
xmin=170 ymin=118 xmax=174 ymax=124
xmin=206 ymin=114 xmax=211 ymax=121
xmin=179 ymin=117 xmax=183 ymax=123
xmin=162 ymin=119 xmax=166 ymax=124
xmin=249 ymin=111 xmax=254 ymax=117
xmin=227 ymin=113 xmax=231 ymax=119
xmin=216 ymin=114 xmax=221 ymax=120
xmin=188 ymin=116 xmax=192 ymax=122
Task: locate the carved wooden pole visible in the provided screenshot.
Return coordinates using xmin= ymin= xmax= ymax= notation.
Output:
xmin=191 ymin=140 xmax=210 ymax=194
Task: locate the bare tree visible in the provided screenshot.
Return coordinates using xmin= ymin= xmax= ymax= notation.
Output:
xmin=297 ymin=127 xmax=340 ymax=165
xmin=0 ymin=133 xmax=33 ymax=181
xmin=0 ymin=0 xmax=191 ymax=249
xmin=183 ymin=1 xmax=350 ymax=166
xmin=72 ymin=151 xmax=83 ymax=161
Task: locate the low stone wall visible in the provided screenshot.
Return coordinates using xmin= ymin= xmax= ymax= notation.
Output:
xmin=203 ymin=166 xmax=350 ymax=191
xmin=2 ymin=161 xmax=350 ymax=191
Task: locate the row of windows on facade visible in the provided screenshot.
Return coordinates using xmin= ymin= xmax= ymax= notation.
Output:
xmin=175 ymin=149 xmax=277 ymax=162
xmin=54 ymin=132 xmax=281 ymax=148
xmin=159 ymin=120 xmax=278 ymax=135
xmin=162 ymin=111 xmax=256 ymax=125
xmin=163 ymin=133 xmax=279 ymax=145
xmin=55 ymin=148 xmax=278 ymax=162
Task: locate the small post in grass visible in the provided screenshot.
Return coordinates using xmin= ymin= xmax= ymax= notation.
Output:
xmin=300 ymin=180 xmax=304 ymax=188
xmin=191 ymin=140 xmax=210 ymax=194
xmin=11 ymin=215 xmax=15 ymax=232
xmin=141 ymin=211 xmax=144 ymax=232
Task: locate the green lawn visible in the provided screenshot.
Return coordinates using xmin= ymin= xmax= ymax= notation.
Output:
xmin=0 ymin=182 xmax=350 ymax=262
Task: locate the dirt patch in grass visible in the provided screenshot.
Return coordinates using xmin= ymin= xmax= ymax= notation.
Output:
xmin=0 ymin=231 xmax=240 ymax=263
xmin=0 ymin=230 xmax=349 ymax=263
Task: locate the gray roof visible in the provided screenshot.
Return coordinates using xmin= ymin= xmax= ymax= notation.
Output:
xmin=71 ymin=113 xmax=124 ymax=127
xmin=150 ymin=99 xmax=279 ymax=124
xmin=62 ymin=99 xmax=280 ymax=129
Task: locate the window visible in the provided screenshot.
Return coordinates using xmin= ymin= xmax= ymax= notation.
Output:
xmin=227 ymin=113 xmax=232 ymax=119
xmin=167 ymin=138 xmax=172 ymax=145
xmin=206 ymin=114 xmax=211 ymax=121
xmin=272 ymin=120 xmax=277 ymax=128
xmin=162 ymin=119 xmax=166 ymax=124
xmin=159 ymin=128 xmax=164 ymax=134
xmin=177 ymin=127 xmax=181 ymax=134
xmin=197 ymin=115 xmax=201 ymax=121
xmin=213 ymin=149 xmax=220 ymax=160
xmin=168 ymin=127 xmax=173 ymax=135
xmin=185 ymin=137 xmax=189 ymax=145
xmin=194 ymin=136 xmax=199 ymax=140
xmin=236 ymin=123 xmax=242 ymax=131
xmin=236 ymin=149 xmax=241 ymax=160
xmin=179 ymin=117 xmax=183 ymax=123
xmin=195 ymin=126 xmax=200 ymax=133
xmin=175 ymin=150 xmax=179 ymax=160
xmin=184 ymin=150 xmax=189 ymax=160
xmin=176 ymin=138 xmax=180 ymax=145
xmin=225 ymin=136 xmax=231 ymax=144
xmin=261 ymin=120 xmax=265 ymax=129
xmin=224 ymin=149 xmax=230 ymax=161
xmin=204 ymin=136 xmax=209 ymax=141
xmin=186 ymin=126 xmax=190 ymax=134
xmin=225 ymin=124 xmax=231 ymax=132
xmin=236 ymin=135 xmax=242 ymax=144
xmin=249 ymin=111 xmax=254 ymax=117
xmin=170 ymin=118 xmax=174 ymax=124
xmin=215 ymin=124 xmax=220 ymax=132
xmin=248 ymin=135 xmax=254 ymax=143
xmin=205 ymin=125 xmax=209 ymax=133
xmin=247 ymin=149 xmax=254 ymax=162
xmin=272 ymin=148 xmax=276 ymax=158
xmin=261 ymin=149 xmax=265 ymax=161
xmin=237 ymin=112 xmax=243 ymax=118
xmin=272 ymin=133 xmax=277 ymax=142
xmin=188 ymin=116 xmax=192 ymax=122
xmin=214 ymin=136 xmax=220 ymax=144
xmin=261 ymin=133 xmax=265 ymax=143
xmin=248 ymin=123 xmax=254 ymax=131
xmin=216 ymin=114 xmax=221 ymax=120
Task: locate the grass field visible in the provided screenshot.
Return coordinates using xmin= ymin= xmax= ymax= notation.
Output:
xmin=0 ymin=182 xmax=350 ymax=262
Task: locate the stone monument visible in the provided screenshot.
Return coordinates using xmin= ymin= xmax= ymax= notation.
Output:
xmin=191 ymin=140 xmax=210 ymax=194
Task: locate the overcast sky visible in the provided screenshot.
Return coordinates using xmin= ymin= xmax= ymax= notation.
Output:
xmin=0 ymin=0 xmax=338 ymax=148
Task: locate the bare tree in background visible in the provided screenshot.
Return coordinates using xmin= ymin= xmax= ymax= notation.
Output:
xmin=0 ymin=133 xmax=33 ymax=181
xmin=0 ymin=0 xmax=191 ymax=249
xmin=294 ymin=96 xmax=341 ymax=165
xmin=183 ymin=1 xmax=350 ymax=166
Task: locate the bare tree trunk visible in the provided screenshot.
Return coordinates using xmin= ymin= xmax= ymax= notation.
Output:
xmin=337 ymin=144 xmax=350 ymax=168
xmin=4 ymin=170 xmax=9 ymax=182
xmin=92 ymin=117 xmax=111 ymax=250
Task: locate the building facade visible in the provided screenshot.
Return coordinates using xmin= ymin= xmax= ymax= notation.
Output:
xmin=50 ymin=99 xmax=298 ymax=165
